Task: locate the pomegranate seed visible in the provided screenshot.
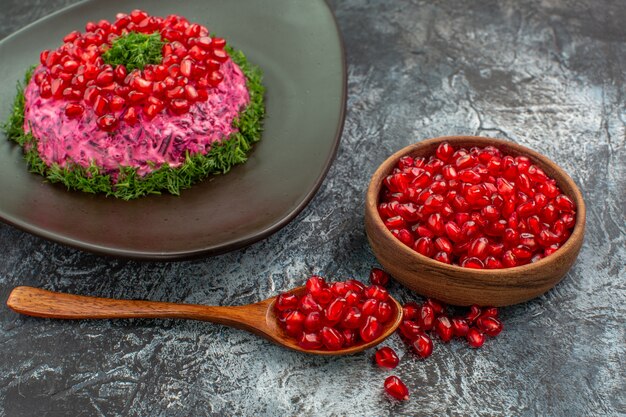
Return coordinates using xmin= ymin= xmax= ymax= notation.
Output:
xmin=375 ymin=301 xmax=393 ymax=323
xmin=480 ymin=307 xmax=499 ymax=318
xmin=275 ymin=293 xmax=299 ymax=311
xmin=324 ymin=298 xmax=346 ymax=324
xmin=321 ymin=327 xmax=344 ymax=350
xmin=424 ymin=298 xmax=446 ymax=316
xmin=461 ymin=257 xmax=484 ymax=269
xmin=435 ymin=316 xmax=454 ymax=342
xmin=451 ymin=317 xmax=470 ymax=337
xmin=369 ymin=268 xmax=390 ymax=287
xmin=344 ymin=290 xmax=360 ymax=306
xmin=96 ymin=114 xmax=117 ymax=131
xmin=299 ymin=294 xmax=322 ymax=314
xmin=375 ymin=347 xmax=399 ymax=368
xmin=555 ymin=194 xmax=575 ymax=211
xmin=342 ymin=329 xmax=357 ymax=347
xmin=485 ymin=257 xmax=503 ymax=269
xmin=109 ymin=95 xmax=126 ymax=112
xmin=298 ymin=332 xmax=323 ymax=350
xmin=466 ymin=327 xmax=485 ymax=348
xmin=207 ymin=70 xmax=224 ymax=86
xmin=384 ymin=376 xmax=409 ymax=401
xmin=414 ymin=237 xmax=434 ymax=257
xmin=433 ymin=251 xmax=451 ymax=264
xmin=64 ymin=103 xmax=84 ymax=118
xmin=341 ymin=307 xmax=363 ymax=329
xmin=364 ymin=285 xmax=389 ymax=302
xmin=465 ymin=305 xmax=482 ymax=324
xmin=399 ymin=320 xmax=423 ymax=340
xmin=95 ymin=70 xmax=114 ymax=86
xmin=476 ymin=316 xmax=503 ymax=337
xmin=411 ymin=333 xmax=433 ymax=358
xmin=360 ymin=316 xmax=382 ymax=342
xmin=122 ymin=107 xmax=139 ymax=125
xmin=436 ymin=142 xmax=454 ymax=161
xmin=282 ymin=311 xmax=305 ymax=336
xmin=306 ymin=275 xmax=326 ymax=294
xmin=361 ymin=299 xmax=379 ymax=317
xmin=417 ymin=304 xmax=435 ymax=331
xmin=345 ymin=279 xmax=366 ymax=293
xmin=402 ymin=302 xmax=420 ymax=321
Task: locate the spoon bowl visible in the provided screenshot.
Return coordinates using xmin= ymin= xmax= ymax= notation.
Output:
xmin=7 ymin=285 xmax=403 ymax=355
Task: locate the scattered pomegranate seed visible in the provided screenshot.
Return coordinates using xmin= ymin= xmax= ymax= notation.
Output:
xmin=369 ymin=268 xmax=391 ymax=287
xmin=476 ymin=315 xmax=503 ymax=337
xmin=466 ymin=327 xmax=485 ymax=348
xmin=411 ymin=333 xmax=434 ymax=358
xmin=435 ymin=316 xmax=454 ymax=342
xmin=378 ymin=142 xmax=577 ymax=268
xmin=384 ymin=376 xmax=409 ymax=401
xmin=375 ymin=347 xmax=400 ymax=369
xmin=451 ymin=317 xmax=470 ymax=337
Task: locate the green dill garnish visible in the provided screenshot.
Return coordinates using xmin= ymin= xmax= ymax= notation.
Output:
xmin=3 ymin=46 xmax=265 ymax=200
xmin=102 ymin=31 xmax=164 ymax=71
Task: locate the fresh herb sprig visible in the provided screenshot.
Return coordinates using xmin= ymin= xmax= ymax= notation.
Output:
xmin=102 ymin=31 xmax=164 ymax=71
xmin=3 ymin=46 xmax=265 ymax=200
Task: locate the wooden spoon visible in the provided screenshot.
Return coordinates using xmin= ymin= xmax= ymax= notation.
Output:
xmin=6 ymin=286 xmax=403 ymax=356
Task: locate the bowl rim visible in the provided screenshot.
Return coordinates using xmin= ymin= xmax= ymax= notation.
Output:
xmin=365 ymin=135 xmax=586 ymax=278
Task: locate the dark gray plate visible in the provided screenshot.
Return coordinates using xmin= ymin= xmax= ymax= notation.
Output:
xmin=0 ymin=0 xmax=345 ymax=260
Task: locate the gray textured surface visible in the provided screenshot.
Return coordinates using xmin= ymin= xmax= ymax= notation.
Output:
xmin=1 ymin=0 xmax=625 ymax=416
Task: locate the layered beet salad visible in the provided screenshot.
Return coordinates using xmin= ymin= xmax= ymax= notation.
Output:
xmin=4 ymin=10 xmax=264 ymax=199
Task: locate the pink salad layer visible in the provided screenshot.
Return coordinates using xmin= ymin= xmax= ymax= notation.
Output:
xmin=23 ymin=59 xmax=249 ymax=177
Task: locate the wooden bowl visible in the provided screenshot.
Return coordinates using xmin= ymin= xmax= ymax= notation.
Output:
xmin=364 ymin=136 xmax=586 ymax=306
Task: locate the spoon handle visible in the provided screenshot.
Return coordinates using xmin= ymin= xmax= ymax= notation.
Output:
xmin=6 ymin=286 xmax=269 ymax=331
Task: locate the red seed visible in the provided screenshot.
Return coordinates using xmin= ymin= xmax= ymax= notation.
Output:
xmin=417 ymin=304 xmax=435 ymax=331
xmin=96 ymin=114 xmax=117 ymax=131
xmin=321 ymin=327 xmax=344 ymax=350
xmin=275 ymin=293 xmax=299 ymax=311
xmin=466 ymin=327 xmax=485 ymax=348
xmin=412 ymin=333 xmax=433 ymax=358
xmin=304 ymin=312 xmax=323 ymax=332
xmin=306 ymin=275 xmax=327 ymax=295
xmin=384 ymin=376 xmax=409 ymax=401
xmin=361 ymin=299 xmax=379 ymax=317
xmin=375 ymin=301 xmax=393 ymax=323
xmin=465 ymin=305 xmax=482 ymax=324
xmin=369 ymin=268 xmax=391 ymax=287
xmin=436 ymin=142 xmax=454 ymax=161
xmin=341 ymin=306 xmax=363 ymax=329
xmin=451 ymin=317 xmax=470 ymax=337
xmin=375 ymin=347 xmax=399 ymax=369
xmin=402 ymin=302 xmax=420 ymax=321
xmin=433 ymin=251 xmax=451 ymax=264
xmin=360 ymin=316 xmax=382 ymax=342
xmin=413 ymin=237 xmax=434 ymax=257
xmin=461 ymin=257 xmax=484 ymax=269
xmin=324 ymin=297 xmax=347 ymax=323
xmin=299 ymin=294 xmax=322 ymax=314
xmin=64 ymin=103 xmax=84 ymax=118
xmin=298 ymin=332 xmax=323 ymax=350
xmin=435 ymin=316 xmax=454 ymax=342
xmin=363 ymin=285 xmax=389 ymax=302
xmin=476 ymin=316 xmax=503 ymax=337
xmin=122 ymin=107 xmax=139 ymax=125
xmin=399 ymin=320 xmax=423 ymax=341
xmin=342 ymin=329 xmax=357 ymax=347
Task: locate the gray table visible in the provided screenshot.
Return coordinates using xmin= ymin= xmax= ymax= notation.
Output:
xmin=1 ymin=0 xmax=624 ymax=416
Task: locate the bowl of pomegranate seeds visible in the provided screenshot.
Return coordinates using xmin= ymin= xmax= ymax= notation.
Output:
xmin=365 ymin=136 xmax=586 ymax=306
